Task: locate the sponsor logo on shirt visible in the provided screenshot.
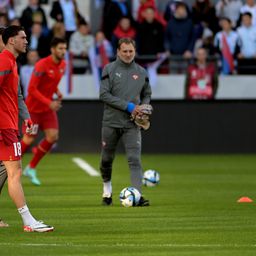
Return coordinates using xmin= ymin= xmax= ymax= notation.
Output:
xmin=115 ymin=72 xmax=121 ymax=78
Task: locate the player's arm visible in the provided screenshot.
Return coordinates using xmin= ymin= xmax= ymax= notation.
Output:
xmin=0 ymin=59 xmax=10 ymax=86
xmin=99 ymin=66 xmax=129 ymax=111
xmin=28 ymin=65 xmax=61 ymax=111
xmin=28 ymin=66 xmax=52 ymax=107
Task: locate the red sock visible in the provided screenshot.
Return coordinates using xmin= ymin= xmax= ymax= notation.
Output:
xmin=29 ymin=139 xmax=53 ymax=169
xmin=21 ymin=140 xmax=30 ymax=155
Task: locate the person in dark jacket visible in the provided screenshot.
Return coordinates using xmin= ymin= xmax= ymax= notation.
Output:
xmin=20 ymin=0 xmax=48 ymax=37
xmin=137 ymin=6 xmax=165 ymax=55
xmin=165 ymin=2 xmax=195 ymax=57
xmin=27 ymin=22 xmax=51 ymax=58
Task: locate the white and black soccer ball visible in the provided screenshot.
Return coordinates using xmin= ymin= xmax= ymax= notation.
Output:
xmin=119 ymin=187 xmax=141 ymax=207
xmin=142 ymin=169 xmax=160 ymax=187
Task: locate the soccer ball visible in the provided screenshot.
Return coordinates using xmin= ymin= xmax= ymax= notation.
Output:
xmin=142 ymin=169 xmax=160 ymax=187
xmin=119 ymin=187 xmax=141 ymax=207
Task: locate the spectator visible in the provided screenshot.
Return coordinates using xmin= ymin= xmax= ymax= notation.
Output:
xmin=165 ymin=2 xmax=194 ymax=58
xmin=50 ymin=21 xmax=66 ymax=39
xmin=112 ymin=17 xmax=136 ymax=51
xmin=192 ymin=0 xmax=219 ymax=35
xmin=137 ymin=7 xmax=165 ymax=55
xmin=50 ymin=0 xmax=84 ymax=43
xmin=237 ymin=12 xmax=256 ymax=58
xmin=95 ymin=30 xmax=113 ymax=59
xmin=214 ymin=17 xmax=240 ymax=74
xmin=28 ymin=22 xmax=50 ymax=58
xmin=9 ymin=17 xmax=21 ymax=26
xmin=0 ymin=13 xmax=9 ymax=27
xmin=164 ymin=0 xmax=191 ymax=21
xmin=102 ymin=0 xmax=134 ymax=40
xmin=137 ymin=0 xmax=166 ymax=26
xmin=236 ymin=12 xmax=256 ymax=73
xmin=69 ymin=21 xmax=94 ymax=73
xmin=215 ymin=0 xmax=243 ymax=28
xmin=20 ymin=0 xmax=48 ymax=37
xmin=95 ymin=31 xmax=113 ymax=74
xmin=20 ymin=50 xmax=40 ymax=98
xmin=240 ymin=0 xmax=256 ymax=27
xmin=0 ymin=0 xmax=16 ymax=20
xmin=194 ymin=26 xmax=215 ymax=55
xmin=185 ymin=47 xmax=218 ymax=99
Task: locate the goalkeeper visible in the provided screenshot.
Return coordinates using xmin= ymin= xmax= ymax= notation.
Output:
xmin=99 ymin=38 xmax=152 ymax=206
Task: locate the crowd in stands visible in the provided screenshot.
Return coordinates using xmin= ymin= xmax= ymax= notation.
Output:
xmin=1 ymin=0 xmax=256 ymax=81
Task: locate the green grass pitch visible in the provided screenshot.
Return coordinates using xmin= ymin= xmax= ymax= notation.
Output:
xmin=0 ymin=154 xmax=256 ymax=256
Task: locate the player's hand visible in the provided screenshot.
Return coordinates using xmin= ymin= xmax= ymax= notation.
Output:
xmin=56 ymin=91 xmax=63 ymax=100
xmin=131 ymin=105 xmax=141 ymax=117
xmin=24 ymin=118 xmax=33 ymax=134
xmin=50 ymin=100 xmax=62 ymax=111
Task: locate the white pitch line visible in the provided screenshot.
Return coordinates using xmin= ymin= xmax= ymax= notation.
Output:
xmin=72 ymin=157 xmax=100 ymax=177
xmin=1 ymin=243 xmax=256 ymax=248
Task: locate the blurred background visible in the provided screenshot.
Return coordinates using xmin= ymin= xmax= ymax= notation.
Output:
xmin=3 ymin=0 xmax=256 ymax=153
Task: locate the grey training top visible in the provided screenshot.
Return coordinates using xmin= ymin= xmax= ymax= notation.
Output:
xmin=18 ymin=83 xmax=30 ymax=121
xmin=99 ymin=57 xmax=152 ymax=128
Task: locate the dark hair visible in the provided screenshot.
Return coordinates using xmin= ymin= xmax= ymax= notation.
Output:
xmin=242 ymin=12 xmax=252 ymax=18
xmin=117 ymin=38 xmax=136 ymax=50
xmin=50 ymin=37 xmax=67 ymax=48
xmin=220 ymin=17 xmax=232 ymax=24
xmin=0 ymin=27 xmax=5 ymax=36
xmin=2 ymin=25 xmax=25 ymax=45
xmin=176 ymin=2 xmax=187 ymax=9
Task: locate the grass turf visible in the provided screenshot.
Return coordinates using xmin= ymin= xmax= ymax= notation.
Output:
xmin=0 ymin=154 xmax=256 ymax=256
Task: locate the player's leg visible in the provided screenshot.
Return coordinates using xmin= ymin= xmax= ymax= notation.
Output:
xmin=100 ymin=127 xmax=120 ymax=205
xmin=0 ymin=130 xmax=53 ymax=232
xmin=24 ymin=128 xmax=58 ymax=186
xmin=24 ymin=111 xmax=58 ymax=186
xmin=4 ymin=160 xmax=54 ymax=232
xmin=0 ymin=160 xmax=8 ymax=227
xmin=122 ymin=127 xmax=149 ymax=206
xmin=21 ymin=134 xmax=36 ymax=154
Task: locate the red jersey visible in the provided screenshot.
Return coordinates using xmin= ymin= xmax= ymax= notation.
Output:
xmin=187 ymin=63 xmax=216 ymax=100
xmin=0 ymin=50 xmax=19 ymax=130
xmin=26 ymin=55 xmax=66 ymax=113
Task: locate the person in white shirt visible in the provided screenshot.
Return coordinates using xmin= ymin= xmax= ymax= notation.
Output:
xmin=240 ymin=0 xmax=256 ymax=27
xmin=237 ymin=12 xmax=256 ymax=58
xmin=69 ymin=21 xmax=94 ymax=72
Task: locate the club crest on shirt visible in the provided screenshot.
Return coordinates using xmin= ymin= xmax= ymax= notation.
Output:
xmin=59 ymin=68 xmax=64 ymax=74
xmin=49 ymin=70 xmax=54 ymax=74
xmin=132 ymin=74 xmax=139 ymax=80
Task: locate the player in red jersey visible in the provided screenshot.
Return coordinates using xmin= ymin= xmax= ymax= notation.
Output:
xmin=0 ymin=27 xmax=33 ymax=228
xmin=21 ymin=37 xmax=67 ymax=185
xmin=0 ymin=25 xmax=54 ymax=232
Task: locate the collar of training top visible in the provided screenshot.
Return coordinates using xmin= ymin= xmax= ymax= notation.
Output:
xmin=116 ymin=57 xmax=135 ymax=68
